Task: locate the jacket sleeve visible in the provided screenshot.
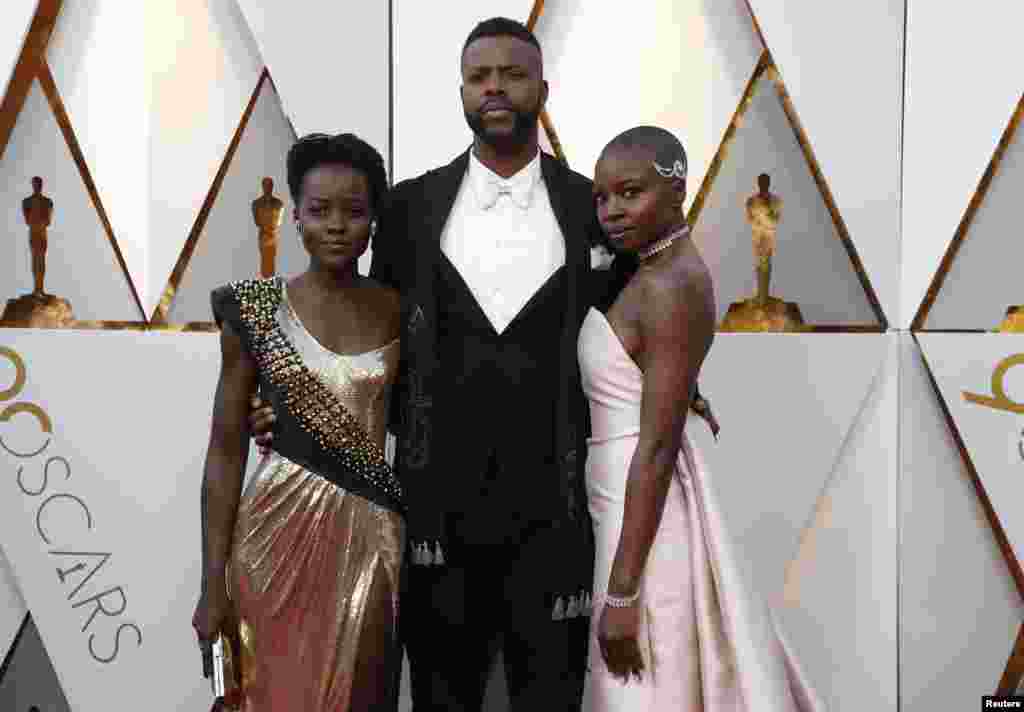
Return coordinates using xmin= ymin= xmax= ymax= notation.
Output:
xmin=369 ymin=185 xmax=408 ymax=291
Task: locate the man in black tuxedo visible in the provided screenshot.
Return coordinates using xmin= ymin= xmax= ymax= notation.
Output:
xmin=250 ymin=17 xmax=604 ymax=711
xmin=369 ymin=17 xmax=600 ymax=711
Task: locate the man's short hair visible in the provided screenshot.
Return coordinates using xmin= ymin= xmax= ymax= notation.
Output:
xmin=462 ymin=17 xmax=542 ymax=58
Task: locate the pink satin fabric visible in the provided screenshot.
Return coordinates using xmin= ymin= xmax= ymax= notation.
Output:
xmin=579 ymin=307 xmax=822 ymax=711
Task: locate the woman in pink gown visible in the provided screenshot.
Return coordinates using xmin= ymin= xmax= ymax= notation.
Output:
xmin=580 ymin=126 xmax=822 ymax=711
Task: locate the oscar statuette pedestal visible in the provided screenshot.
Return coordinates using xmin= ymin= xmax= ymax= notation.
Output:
xmin=0 ymin=293 xmax=74 ymax=328
xmin=719 ymin=295 xmax=806 ymax=333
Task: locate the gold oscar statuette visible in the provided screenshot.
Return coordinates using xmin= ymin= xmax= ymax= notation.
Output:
xmin=253 ymin=176 xmax=284 ymax=278
xmin=1 ymin=177 xmax=74 ymax=328
xmin=720 ymin=172 xmax=806 ymax=332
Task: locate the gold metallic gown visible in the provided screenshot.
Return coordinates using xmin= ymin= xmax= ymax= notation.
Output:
xmin=227 ymin=287 xmax=403 ymax=712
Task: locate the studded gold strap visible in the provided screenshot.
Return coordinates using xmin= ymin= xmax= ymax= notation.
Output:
xmin=230 ymin=278 xmax=403 ymax=506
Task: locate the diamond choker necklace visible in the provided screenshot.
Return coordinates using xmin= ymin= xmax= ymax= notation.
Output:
xmin=638 ymin=223 xmax=690 ymax=263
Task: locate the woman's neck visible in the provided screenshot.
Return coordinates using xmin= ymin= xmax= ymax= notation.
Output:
xmin=300 ymin=264 xmax=360 ymax=295
xmin=638 ymin=219 xmax=691 ymax=266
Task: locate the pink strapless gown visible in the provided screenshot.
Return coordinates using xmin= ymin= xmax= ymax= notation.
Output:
xmin=578 ymin=307 xmax=822 ymax=712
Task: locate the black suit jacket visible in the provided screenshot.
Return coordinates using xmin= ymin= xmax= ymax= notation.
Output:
xmin=370 ymin=149 xmax=604 ymax=555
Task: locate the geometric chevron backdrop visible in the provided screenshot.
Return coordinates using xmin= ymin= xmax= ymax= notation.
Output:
xmin=1 ymin=2 xmax=1022 ymax=711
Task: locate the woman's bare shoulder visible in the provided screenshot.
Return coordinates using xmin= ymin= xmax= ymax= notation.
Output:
xmin=635 ymin=256 xmax=714 ymax=339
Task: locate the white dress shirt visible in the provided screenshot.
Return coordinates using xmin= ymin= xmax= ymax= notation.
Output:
xmin=440 ymin=150 xmax=566 ymax=334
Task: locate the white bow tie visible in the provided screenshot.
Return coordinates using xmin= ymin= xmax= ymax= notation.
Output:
xmin=479 ymin=177 xmax=533 ymax=210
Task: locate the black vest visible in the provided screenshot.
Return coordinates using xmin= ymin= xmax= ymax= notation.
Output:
xmin=434 ymin=253 xmax=567 ymax=518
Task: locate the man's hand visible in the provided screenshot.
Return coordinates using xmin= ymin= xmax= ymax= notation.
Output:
xmin=248 ymin=394 xmax=275 ymax=451
xmin=692 ymin=394 xmax=720 ymax=441
xmin=597 ymin=602 xmax=644 ymax=683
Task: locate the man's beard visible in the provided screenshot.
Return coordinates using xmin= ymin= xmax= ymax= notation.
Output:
xmin=464 ymin=102 xmax=542 ymax=154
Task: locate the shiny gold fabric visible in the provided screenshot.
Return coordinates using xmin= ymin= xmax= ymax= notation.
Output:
xmin=227 ymin=292 xmax=403 ymax=712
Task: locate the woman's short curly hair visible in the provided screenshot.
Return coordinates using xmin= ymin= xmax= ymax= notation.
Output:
xmin=286 ymin=132 xmax=388 ymax=213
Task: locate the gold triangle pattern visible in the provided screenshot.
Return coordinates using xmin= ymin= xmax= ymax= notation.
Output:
xmin=149 ymin=69 xmax=271 ymax=327
xmin=688 ymin=44 xmax=886 ymax=331
xmin=912 ymin=94 xmax=1024 ymax=332
xmin=0 ymin=0 xmax=60 ymax=162
xmin=914 ymin=334 xmax=1024 ymax=693
xmin=907 ymin=77 xmax=1024 ymax=691
xmin=0 ymin=0 xmax=146 ymax=326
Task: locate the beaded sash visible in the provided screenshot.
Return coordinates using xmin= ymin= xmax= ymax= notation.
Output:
xmin=221 ymin=278 xmax=404 ymax=513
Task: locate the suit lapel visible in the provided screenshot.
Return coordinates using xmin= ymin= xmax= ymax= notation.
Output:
xmin=541 ymin=152 xmax=576 ymax=253
xmin=540 ymin=153 xmax=589 ymax=493
xmin=540 ymin=152 xmax=589 ymax=309
xmin=425 ymin=149 xmax=471 ymax=245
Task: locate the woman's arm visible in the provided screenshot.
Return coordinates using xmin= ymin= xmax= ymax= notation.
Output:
xmin=197 ymin=321 xmax=258 ymax=632
xmin=599 ymin=274 xmax=712 ymax=679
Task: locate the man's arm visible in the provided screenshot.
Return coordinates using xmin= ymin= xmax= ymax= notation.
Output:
xmin=369 ymin=187 xmax=407 ymax=291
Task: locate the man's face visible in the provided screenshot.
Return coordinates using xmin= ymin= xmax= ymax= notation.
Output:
xmin=461 ymin=35 xmax=547 ymax=152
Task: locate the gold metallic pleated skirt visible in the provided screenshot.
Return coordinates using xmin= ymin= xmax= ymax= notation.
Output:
xmin=228 ymin=453 xmax=404 ymax=711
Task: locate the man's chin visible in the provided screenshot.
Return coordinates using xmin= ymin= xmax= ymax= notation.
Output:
xmin=476 ymin=128 xmax=529 ymax=152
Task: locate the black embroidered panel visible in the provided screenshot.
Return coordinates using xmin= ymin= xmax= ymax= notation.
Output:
xmin=226 ymin=278 xmax=403 ymax=512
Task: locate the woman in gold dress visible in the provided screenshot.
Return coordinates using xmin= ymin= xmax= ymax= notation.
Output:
xmin=192 ymin=133 xmax=403 ymax=711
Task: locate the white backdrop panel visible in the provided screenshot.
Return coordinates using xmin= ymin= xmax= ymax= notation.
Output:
xmin=691 ymin=74 xmax=876 ymax=325
xmin=47 ymin=1 xmax=264 ymax=318
xmin=926 ymin=120 xmax=1024 ymax=329
xmin=900 ymin=335 xmax=1023 ymax=709
xmin=0 ymin=548 xmax=27 ymax=666
xmin=0 ymin=330 xmax=229 ymax=712
xmin=0 ymin=82 xmax=139 ymax=321
xmin=168 ymin=80 xmax=303 ymax=324
xmin=916 ymin=334 xmax=1024 ymax=566
xmin=902 ymin=4 xmax=1024 ymax=327
xmin=747 ymin=0 xmax=903 ymax=325
xmin=685 ymin=332 xmax=886 ymax=700
xmin=234 ymin=0 xmax=389 ymax=163
xmin=771 ymin=334 xmax=897 ymax=711
xmin=393 ymin=0 xmax=529 ymax=182
xmin=0 ymin=0 xmax=35 ymax=109
xmin=535 ymin=0 xmax=760 ymax=199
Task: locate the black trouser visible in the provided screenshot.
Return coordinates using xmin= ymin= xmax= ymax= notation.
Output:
xmin=401 ymin=459 xmax=589 ymax=711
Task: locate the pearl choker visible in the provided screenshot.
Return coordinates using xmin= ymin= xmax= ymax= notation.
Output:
xmin=638 ymin=224 xmax=690 ymax=263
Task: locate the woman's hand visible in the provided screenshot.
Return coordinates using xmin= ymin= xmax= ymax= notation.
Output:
xmin=191 ymin=579 xmax=232 ymax=679
xmin=597 ymin=601 xmax=645 ymax=683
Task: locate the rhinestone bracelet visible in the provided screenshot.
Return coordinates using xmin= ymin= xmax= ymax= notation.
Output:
xmin=604 ymin=589 xmax=640 ymax=608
